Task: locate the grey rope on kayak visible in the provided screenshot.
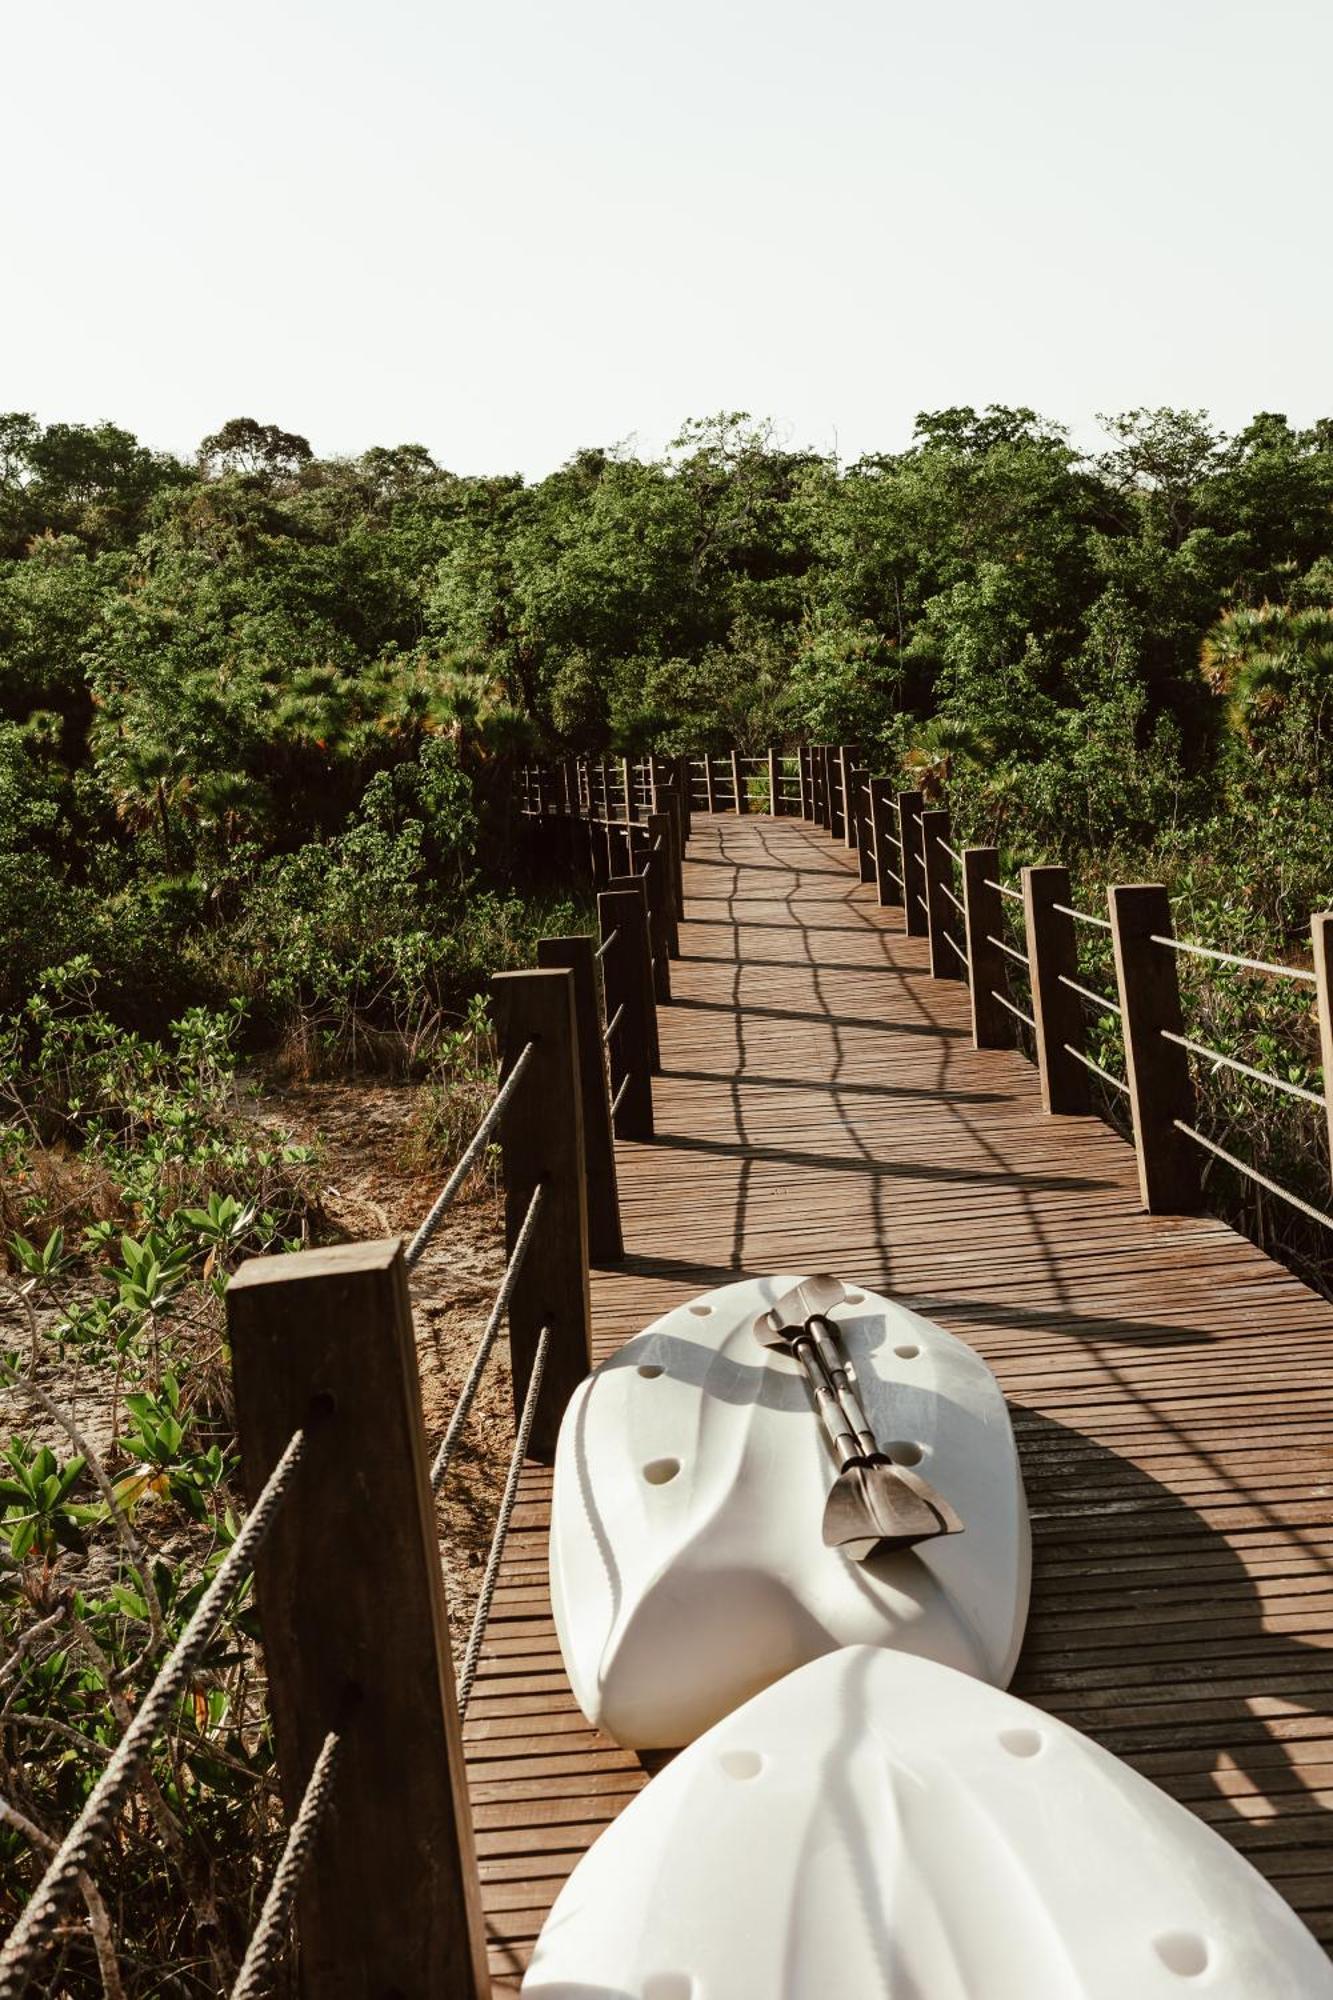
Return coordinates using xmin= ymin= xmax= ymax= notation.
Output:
xmin=404 ymin=1041 xmax=534 ymax=1270
xmin=456 ymin=1324 xmax=551 ymax=1715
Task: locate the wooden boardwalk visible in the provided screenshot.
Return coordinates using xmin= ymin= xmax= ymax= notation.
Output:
xmin=465 ymin=812 xmax=1333 ymax=1991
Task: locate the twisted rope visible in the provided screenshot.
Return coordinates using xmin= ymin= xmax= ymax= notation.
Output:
xmin=404 ymin=1042 xmax=534 ymax=1270
xmin=1161 ymin=1030 xmax=1326 ymax=1106
xmin=1058 ymin=973 xmax=1122 ymax=1018
xmin=1152 ymin=935 xmax=1317 ymax=984
xmin=1174 ymin=1121 xmax=1333 ymax=1231
xmin=429 ymin=1183 xmax=545 ymax=1493
xmin=0 ymin=1431 xmax=306 ymax=1998
xmin=456 ymin=1326 xmax=551 ymax=1715
xmin=1063 ymin=1044 xmax=1130 ymax=1095
xmin=229 ymin=1731 xmax=341 ymax=2000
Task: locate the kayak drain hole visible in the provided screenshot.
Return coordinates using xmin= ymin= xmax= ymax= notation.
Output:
xmin=894 ymin=1344 xmax=920 ymax=1360
xmin=637 ymin=1364 xmax=664 ymax=1379
xmin=1154 ymin=1933 xmax=1210 ymax=1978
xmin=688 ymin=1303 xmax=713 ymax=1317
xmin=998 ymin=1727 xmax=1044 ymax=1758
xmin=643 ymin=1457 xmax=680 ymax=1485
xmin=719 ymin=1748 xmax=763 ymax=1780
xmin=843 ymin=1290 xmax=865 ymax=1303
xmin=888 ymin=1440 xmax=924 ymax=1467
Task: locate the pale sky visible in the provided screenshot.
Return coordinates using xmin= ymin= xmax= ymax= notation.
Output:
xmin=5 ymin=0 xmax=1330 ymax=477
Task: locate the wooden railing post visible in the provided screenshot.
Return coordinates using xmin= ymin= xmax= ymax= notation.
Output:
xmin=491 ymin=968 xmax=593 ymax=1454
xmin=607 ymin=871 xmax=661 ymax=1070
xmin=963 ymin=847 xmax=1012 ymax=1048
xmin=228 ymin=1241 xmax=492 ymax=2000
xmin=837 ymin=746 xmax=859 ymax=849
xmin=828 ymin=748 xmax=846 ymax=841
xmin=868 ymin=778 xmax=899 ymax=908
xmin=674 ymin=754 xmax=693 ymax=837
xmin=1109 ymin=884 xmax=1202 ymax=1211
xmin=812 ymin=746 xmax=827 ymax=828
xmin=730 ymin=747 xmax=748 ymax=814
xmin=641 ymin=816 xmax=675 ymax=993
xmin=1023 ymin=865 xmax=1090 ymax=1115
xmin=922 ymin=807 xmax=965 ymax=980
xmin=703 ymin=754 xmax=717 ymax=814
xmin=850 ymin=767 xmax=875 ymax=884
xmin=598 ymin=889 xmax=655 ymax=1138
xmin=1313 ymin=914 xmax=1333 ymax=1183
xmin=899 ymin=791 xmax=928 ymax=937
xmin=799 ymin=746 xmax=812 ymax=819
xmin=537 ymin=936 xmax=623 ymax=1263
xmin=768 ymin=746 xmax=781 ymax=817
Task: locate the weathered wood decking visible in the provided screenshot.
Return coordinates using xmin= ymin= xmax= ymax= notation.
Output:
xmin=466 ymin=812 xmax=1333 ymax=1991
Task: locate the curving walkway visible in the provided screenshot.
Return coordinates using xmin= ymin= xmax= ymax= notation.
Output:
xmin=465 ymin=812 xmax=1333 ymax=1991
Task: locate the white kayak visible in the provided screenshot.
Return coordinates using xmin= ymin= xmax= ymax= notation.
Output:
xmin=550 ymin=1274 xmax=1030 ymax=1747
xmin=523 ymin=1646 xmax=1333 ymax=1999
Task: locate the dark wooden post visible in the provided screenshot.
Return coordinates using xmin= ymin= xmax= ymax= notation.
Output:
xmin=674 ymin=754 xmax=693 ymax=836
xmin=811 ymin=747 xmax=826 ymax=828
xmin=647 ymin=808 xmax=680 ymax=958
xmin=598 ymin=889 xmax=655 ymax=1138
xmin=1109 ymin=884 xmax=1202 ymax=1211
xmin=899 ymin=791 xmax=927 ymax=938
xmin=1314 ymin=914 xmax=1333 ymax=1183
xmin=868 ymin=778 xmax=899 ymax=908
xmin=921 ymin=807 xmax=965 ymax=981
xmin=537 ymin=937 xmax=623 ymax=1264
xmin=798 ymin=747 xmax=811 ymax=819
xmin=768 ymin=746 xmax=781 ymax=817
xmin=228 ymin=1240 xmax=492 ymax=2000
xmin=607 ymin=871 xmax=660 ymax=1070
xmin=640 ymin=819 xmax=674 ymax=997
xmin=1023 ymin=865 xmax=1090 ymax=1116
xmin=703 ymin=754 xmax=717 ymax=814
xmin=730 ymin=747 xmax=748 ymax=814
xmin=963 ymin=847 xmax=1012 ymax=1048
xmin=837 ymin=747 xmax=858 ymax=849
xmin=850 ymin=767 xmax=875 ymax=884
xmin=491 ymin=968 xmax=594 ymax=1453
xmin=828 ymin=748 xmax=846 ymax=840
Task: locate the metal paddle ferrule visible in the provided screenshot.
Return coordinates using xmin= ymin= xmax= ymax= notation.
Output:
xmin=754 ymin=1280 xmax=964 ymax=1562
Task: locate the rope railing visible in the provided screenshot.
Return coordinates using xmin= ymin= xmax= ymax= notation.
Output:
xmin=1173 ymin=1121 xmax=1333 ymax=1233
xmin=229 ymin=1730 xmax=342 ymax=2000
xmin=941 ymin=882 xmax=964 ymax=916
xmin=984 ymin=876 xmax=1024 ymax=904
xmin=1151 ymin=936 xmax=1318 ymax=985
xmin=601 ymin=1002 xmax=625 ymax=1047
xmin=1052 ymin=901 xmax=1112 ymax=932
xmin=429 ymin=1183 xmax=546 ymax=1493
xmin=992 ymin=989 xmax=1036 ymax=1032
xmin=610 ymin=1072 xmax=630 ymax=1115
xmin=0 ymin=1430 xmax=308 ymax=1998
xmin=1064 ymin=1044 xmax=1130 ymax=1095
xmin=594 ymin=927 xmax=618 ymax=959
xmin=455 ymin=1324 xmax=552 ymax=1715
xmin=1161 ymin=1030 xmax=1326 ymax=1107
xmin=884 ymin=865 xmax=903 ymax=887
xmin=1058 ymin=973 xmax=1123 ymax=1018
xmin=942 ymin=931 xmax=969 ymax=972
xmin=936 ymin=836 xmax=963 ymax=865
xmin=988 ymin=933 xmax=1031 ymax=970
xmin=404 ymin=1042 xmax=535 ymax=1270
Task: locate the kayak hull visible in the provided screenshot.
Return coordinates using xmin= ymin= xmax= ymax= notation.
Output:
xmin=550 ymin=1274 xmax=1030 ymax=1747
xmin=522 ymin=1645 xmax=1333 ymax=1999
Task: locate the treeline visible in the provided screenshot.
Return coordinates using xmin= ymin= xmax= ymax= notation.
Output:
xmin=5 ymin=403 xmax=1333 ymax=1030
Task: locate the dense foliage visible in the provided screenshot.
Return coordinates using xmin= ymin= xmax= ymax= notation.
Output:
xmin=6 ymin=401 xmax=1333 ymax=1034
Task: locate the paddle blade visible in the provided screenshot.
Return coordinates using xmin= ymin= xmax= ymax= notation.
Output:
xmin=822 ymin=1460 xmax=964 ymax=1562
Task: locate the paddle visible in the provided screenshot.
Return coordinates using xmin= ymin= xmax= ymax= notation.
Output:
xmin=754 ymin=1275 xmax=964 ymax=1561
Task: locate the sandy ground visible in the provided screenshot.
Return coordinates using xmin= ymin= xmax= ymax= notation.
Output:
xmin=255 ymin=1076 xmax=514 ymax=1665
xmin=2 ymin=1076 xmax=517 ymax=1674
